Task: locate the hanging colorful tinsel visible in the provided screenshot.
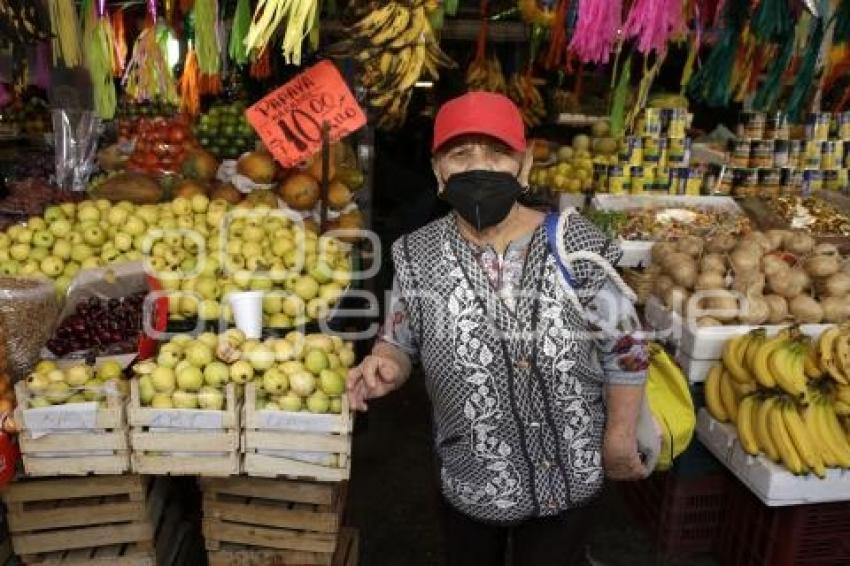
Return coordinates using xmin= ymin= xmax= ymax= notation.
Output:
xmin=568 ymin=0 xmax=622 ymax=64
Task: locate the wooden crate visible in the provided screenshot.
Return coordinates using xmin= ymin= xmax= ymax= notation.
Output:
xmin=128 ymin=380 xmax=240 ymax=476
xmin=241 ymin=382 xmax=352 ymax=482
xmin=13 ymin=381 xmax=130 ymax=477
xmin=207 ymin=527 xmax=359 ymax=566
xmin=201 ymin=476 xmax=347 ymax=562
xmin=2 ymin=474 xmax=167 ymax=564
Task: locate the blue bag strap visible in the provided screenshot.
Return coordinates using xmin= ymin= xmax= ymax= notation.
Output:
xmin=544 ymin=212 xmax=579 ymax=289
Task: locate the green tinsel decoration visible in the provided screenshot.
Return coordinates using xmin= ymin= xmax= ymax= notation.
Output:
xmin=687 ymin=0 xmax=749 ymax=107
xmin=835 ymin=0 xmax=850 ymax=43
xmin=752 ymin=32 xmax=794 ymax=110
xmin=609 ymin=55 xmax=632 ymax=137
xmin=752 ymin=0 xmax=793 ymax=42
xmin=787 ymin=15 xmax=825 ymax=122
xmin=229 ymin=0 xmax=251 ymax=65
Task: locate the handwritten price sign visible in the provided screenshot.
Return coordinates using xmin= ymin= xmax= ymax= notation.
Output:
xmin=247 ymin=60 xmax=367 ymax=168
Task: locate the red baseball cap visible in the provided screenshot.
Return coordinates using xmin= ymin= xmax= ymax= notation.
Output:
xmin=432 ymin=91 xmax=526 ymax=153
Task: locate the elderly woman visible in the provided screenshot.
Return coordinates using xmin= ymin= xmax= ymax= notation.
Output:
xmin=347 ymin=92 xmax=649 ymax=565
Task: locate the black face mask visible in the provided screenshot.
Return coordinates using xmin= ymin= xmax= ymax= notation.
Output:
xmin=441 ymin=170 xmax=523 ymax=231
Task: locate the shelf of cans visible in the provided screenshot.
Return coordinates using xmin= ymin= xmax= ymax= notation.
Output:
xmin=706 ymin=111 xmax=850 ymax=197
xmin=597 ymin=107 xmax=702 ymax=196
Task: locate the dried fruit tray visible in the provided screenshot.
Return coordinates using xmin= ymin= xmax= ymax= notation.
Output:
xmin=13 ymin=381 xmax=130 ymax=477
xmin=241 ymin=382 xmax=352 ymax=482
xmin=697 ymin=409 xmax=850 ymax=506
xmin=128 ymin=380 xmax=240 ymax=477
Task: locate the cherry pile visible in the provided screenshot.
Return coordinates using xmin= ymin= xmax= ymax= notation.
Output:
xmin=47 ymin=292 xmax=146 ymax=356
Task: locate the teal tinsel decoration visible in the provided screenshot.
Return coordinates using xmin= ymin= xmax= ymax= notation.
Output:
xmin=687 ymin=0 xmax=749 ymax=107
xmin=835 ymin=0 xmax=850 ymax=43
xmin=752 ymin=32 xmax=794 ymax=110
xmin=752 ymin=0 xmax=793 ymax=42
xmin=786 ymin=15 xmax=825 ymax=121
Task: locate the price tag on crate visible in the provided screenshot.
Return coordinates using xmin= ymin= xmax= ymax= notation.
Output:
xmin=146 ymin=409 xmax=224 ymax=429
xmin=246 ymin=60 xmax=367 ymax=168
xmin=24 ymin=403 xmax=98 ymax=435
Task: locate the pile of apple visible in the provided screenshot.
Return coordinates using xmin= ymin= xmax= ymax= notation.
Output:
xmin=0 ymin=196 xmax=351 ymax=327
xmin=131 ymin=329 xmax=353 ymax=414
xmin=25 ymin=359 xmax=128 ymax=407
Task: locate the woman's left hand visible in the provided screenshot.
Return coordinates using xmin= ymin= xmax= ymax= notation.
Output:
xmin=603 ymin=429 xmax=647 ymax=481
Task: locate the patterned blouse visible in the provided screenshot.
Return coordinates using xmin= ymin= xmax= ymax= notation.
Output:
xmin=381 ymin=232 xmax=649 ymax=385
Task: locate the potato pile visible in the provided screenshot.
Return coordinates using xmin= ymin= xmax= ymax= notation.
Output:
xmin=650 ymin=230 xmax=850 ymax=326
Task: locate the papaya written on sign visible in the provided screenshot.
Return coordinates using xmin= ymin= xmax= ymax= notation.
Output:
xmin=246 ymin=60 xmax=367 ymax=168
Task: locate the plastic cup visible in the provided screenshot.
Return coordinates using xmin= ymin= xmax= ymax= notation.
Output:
xmin=228 ymin=291 xmax=264 ymax=339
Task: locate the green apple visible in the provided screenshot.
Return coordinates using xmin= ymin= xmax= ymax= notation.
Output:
xmin=29 ymin=246 xmax=49 ymax=261
xmin=52 ymin=239 xmax=72 ymax=260
xmin=54 ymin=275 xmax=72 ymax=295
xmin=151 ymin=366 xmax=176 ymax=393
xmin=94 ymin=198 xmax=111 ymax=211
xmin=156 ymin=349 xmax=181 ymax=370
xmin=289 ymin=370 xmax=316 ymax=397
xmin=96 ymin=360 xmax=123 ymax=381
xmin=198 ymin=299 xmax=221 ymax=321
xmin=0 ymin=260 xmax=16 ymax=276
xmin=83 ymin=379 xmax=104 ymax=401
xmin=77 ymin=205 xmax=100 ymax=223
xmin=306 ymin=298 xmax=330 ymax=320
xmin=204 ymin=361 xmax=230 ymax=387
xmin=67 ymin=231 xmax=83 ymax=244
xmin=43 ymin=205 xmax=65 ymax=223
xmin=306 ymin=389 xmax=330 ymax=413
xmin=262 ymin=367 xmax=289 ymax=395
xmin=278 ymin=391 xmax=302 ymax=412
xmin=124 ymin=215 xmax=147 ymax=236
xmin=248 ymin=344 xmax=275 ymax=371
xmin=19 ymin=259 xmax=40 ymax=276
xmin=80 ymin=256 xmax=102 ymax=269
xmin=242 ymin=226 xmax=265 ymax=243
xmin=229 ymin=360 xmax=254 ymax=384
xmin=319 ymin=369 xmax=345 ymax=396
xmin=293 ymin=276 xmax=319 ymax=300
xmin=304 ymin=349 xmax=330 ymax=374
xmin=232 ymin=270 xmax=252 ymax=288
xmin=114 ymin=232 xmax=133 ymax=252
xmin=268 ymin=313 xmax=292 ymax=328
xmin=242 ymin=241 xmax=263 ymax=258
xmin=171 ymin=197 xmax=192 ymax=216
xmin=46 ymin=381 xmax=71 ymax=404
xmin=15 ymin=227 xmax=33 ymax=244
xmin=180 ymin=295 xmax=199 ymax=317
xmin=40 ymin=256 xmax=64 ymax=277
xmin=185 ymin=342 xmax=214 ymax=367
xmin=338 ymin=347 xmax=356 ymax=368
xmin=250 ymin=277 xmax=273 ymax=291
xmin=139 ymin=375 xmax=156 ymax=405
xmin=329 ymin=397 xmax=343 ymax=414
xmin=177 ymin=366 xmax=204 ymax=392
xmin=198 ymin=386 xmax=225 ymax=410
xmin=32 ymin=229 xmax=54 ymax=248
xmin=70 ymin=243 xmax=93 ymax=262
xmin=195 ymin=277 xmax=219 ymax=300
xmin=106 ymin=207 xmax=128 ymax=226
xmin=308 ymin=261 xmax=334 ymax=284
xmin=151 ymin=393 xmax=174 ymax=408
xmin=9 ymin=243 xmax=30 ymax=261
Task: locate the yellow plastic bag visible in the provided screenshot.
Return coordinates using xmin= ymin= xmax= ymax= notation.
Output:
xmin=645 ymin=343 xmax=696 ymax=471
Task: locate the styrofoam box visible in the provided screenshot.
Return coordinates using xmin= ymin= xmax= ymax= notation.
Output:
xmin=674 ymin=352 xmax=714 ymax=383
xmin=591 ymin=195 xmax=743 ymax=268
xmin=697 ymin=409 xmax=850 ymax=506
xmin=558 ymin=194 xmax=587 ymax=212
xmin=681 ymin=323 xmax=831 ymax=361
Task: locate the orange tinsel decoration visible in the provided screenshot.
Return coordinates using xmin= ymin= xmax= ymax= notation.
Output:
xmin=111 ymin=8 xmax=127 ymax=77
xmin=200 ymin=73 xmax=222 ymax=95
xmin=250 ymin=47 xmax=271 ymax=79
xmin=180 ymin=48 xmax=200 ymax=115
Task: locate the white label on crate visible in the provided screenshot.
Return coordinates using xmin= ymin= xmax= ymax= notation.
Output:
xmin=24 ymin=403 xmax=98 ymax=436
xmin=257 ymin=448 xmax=339 ymax=466
xmin=256 ymin=409 xmax=338 ymax=433
xmin=146 ymin=409 xmax=224 ymax=429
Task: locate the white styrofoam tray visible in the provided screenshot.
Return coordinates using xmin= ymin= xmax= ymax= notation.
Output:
xmin=697 ymin=409 xmax=850 ymax=506
xmin=674 ymin=351 xmax=715 ymax=383
xmin=643 ymin=296 xmax=683 ymax=348
xmin=681 ymin=323 xmax=831 ymax=361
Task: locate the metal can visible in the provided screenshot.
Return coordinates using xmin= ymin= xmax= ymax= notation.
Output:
xmin=668 ymin=137 xmax=691 ymax=166
xmin=733 ymin=167 xmax=758 ymax=197
xmin=839 ymin=169 xmax=849 ymax=193
xmin=772 ymin=140 xmax=790 ymax=168
xmin=593 ymin=163 xmax=608 ymax=192
xmin=765 ymin=112 xmax=789 ymax=140
xmin=822 ymin=141 xmax=839 ymax=170
xmin=750 ymin=140 xmax=775 ymax=168
xmin=803 ymin=169 xmax=823 ymax=196
xmin=738 ymin=111 xmax=766 ymax=139
xmin=607 ymin=165 xmax=626 ymax=194
xmin=844 ymin=141 xmax=850 ymax=168
xmin=729 ymin=139 xmax=751 ymax=167
xmin=643 ymin=137 xmax=660 ymax=163
xmin=619 ymin=137 xmax=643 ymax=167
xmin=685 ymin=168 xmax=703 ymax=196
xmin=838 ymin=112 xmax=850 ymax=140
xmin=804 ymin=140 xmax=822 ymax=168
xmin=642 ymin=108 xmax=663 ymax=136
xmin=789 ymin=140 xmax=803 ymax=168
xmin=658 ymin=138 xmax=669 ymax=167
xmin=806 ymin=112 xmax=830 ymax=141
xmin=711 ymin=164 xmax=732 ymax=195
xmin=758 ymin=168 xmax=781 ymax=195
xmin=666 ymin=109 xmax=687 ymax=138
xmin=629 ymin=166 xmax=645 ymax=194
xmin=824 ymin=169 xmax=840 ymax=191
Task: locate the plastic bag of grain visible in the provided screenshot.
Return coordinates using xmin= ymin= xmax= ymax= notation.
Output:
xmin=0 ymin=277 xmax=60 ymax=381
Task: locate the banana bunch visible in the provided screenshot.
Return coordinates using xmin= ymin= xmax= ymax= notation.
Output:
xmin=465 ymin=56 xmax=507 ymax=94
xmin=0 ymin=0 xmax=50 ymax=46
xmin=706 ymin=325 xmax=850 ymax=476
xmin=809 ymin=325 xmax=850 ymax=391
xmin=328 ymin=0 xmax=456 ymax=130
xmin=507 ymin=73 xmax=546 ymax=128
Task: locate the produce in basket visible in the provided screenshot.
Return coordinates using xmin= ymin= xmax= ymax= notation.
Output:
xmin=764 ymin=195 xmax=850 ymax=237
xmin=24 ymin=359 xmax=127 ymax=407
xmin=132 ymin=330 xmax=354 ymax=413
xmin=529 ymin=125 xmax=619 ymax=193
xmin=46 ymin=292 xmax=146 ymax=357
xmin=705 ymin=326 xmax=850 ymax=477
xmin=651 ymin=230 xmax=850 ymax=325
xmin=611 ymin=205 xmax=751 ymax=242
xmin=193 ymin=101 xmax=258 ymax=160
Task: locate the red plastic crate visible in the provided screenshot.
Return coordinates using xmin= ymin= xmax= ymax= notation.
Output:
xmin=716 ymin=479 xmax=850 ymax=566
xmin=620 ymin=469 xmax=730 ymax=558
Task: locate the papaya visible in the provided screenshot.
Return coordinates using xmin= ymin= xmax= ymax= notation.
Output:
xmin=89 ymin=172 xmax=163 ymax=204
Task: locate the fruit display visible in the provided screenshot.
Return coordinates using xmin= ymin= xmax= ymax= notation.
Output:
xmin=0 ymin=324 xmax=18 ymax=432
xmin=466 ymin=56 xmax=507 ymax=95
xmin=600 ymin=204 xmax=751 ymax=242
xmin=126 ymin=115 xmax=198 ymax=177
xmin=24 ymin=359 xmax=127 ymax=407
xmin=705 ymin=326 xmax=850 ymax=477
xmin=46 ymin=292 xmax=146 ymax=357
xmin=763 ymin=195 xmax=850 ymax=237
xmin=651 ymin=230 xmax=850 ymax=325
xmin=529 ymin=124 xmax=619 ymax=192
xmin=194 ymin=102 xmax=258 ymax=160
xmin=115 ymin=100 xmax=181 ymax=142
xmin=328 ymin=0 xmax=456 ymax=130
xmin=507 ymin=74 xmax=546 ymax=128
xmin=0 ymin=196 xmax=351 ymax=327
xmin=132 ymin=330 xmax=353 ymax=414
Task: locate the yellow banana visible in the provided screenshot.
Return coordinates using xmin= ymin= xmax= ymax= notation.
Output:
xmin=834 ymin=400 xmax=850 ymax=416
xmin=782 ymin=400 xmax=826 ymax=477
xmin=753 ymin=334 xmax=786 ymax=389
xmin=352 ymin=3 xmax=399 ymax=38
xmin=722 ymin=333 xmax=755 ymax=385
xmin=730 ymin=378 xmax=759 ymax=397
xmin=836 ymin=385 xmax=850 ymax=405
xmin=736 ymin=395 xmax=760 ymax=456
xmin=834 ymin=331 xmax=850 ymax=385
xmin=804 ymin=341 xmax=825 ymax=380
xmin=755 ymin=396 xmax=781 ymax=462
xmin=816 ymin=401 xmax=850 ymax=468
xmin=719 ymin=369 xmax=739 ymax=422
xmin=388 ymin=6 xmax=426 ymax=49
xmin=744 ymin=329 xmax=767 ymax=376
xmin=705 ymin=364 xmax=728 ymax=422
xmin=768 ymin=343 xmax=809 ymax=403
xmin=806 ymin=402 xmax=839 ymax=468
xmin=769 ymin=400 xmax=806 ymax=475
xmin=819 ymin=326 xmax=850 ymax=385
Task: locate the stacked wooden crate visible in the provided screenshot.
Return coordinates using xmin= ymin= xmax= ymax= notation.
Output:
xmin=202 ymin=476 xmax=356 ymax=565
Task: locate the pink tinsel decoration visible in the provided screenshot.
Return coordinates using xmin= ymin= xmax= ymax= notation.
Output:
xmin=622 ymin=0 xmax=686 ymax=55
xmin=569 ymin=0 xmax=623 ymax=64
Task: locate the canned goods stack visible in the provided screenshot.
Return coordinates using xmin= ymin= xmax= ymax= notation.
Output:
xmin=723 ymin=111 xmax=850 ymax=197
xmin=612 ymin=107 xmax=700 ymax=196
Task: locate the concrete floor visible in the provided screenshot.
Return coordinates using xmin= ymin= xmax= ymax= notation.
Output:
xmin=345 ymin=373 xmax=717 ymax=566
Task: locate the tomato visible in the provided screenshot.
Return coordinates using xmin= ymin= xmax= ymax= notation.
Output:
xmin=167 ymin=126 xmax=187 ymax=144
xmin=142 ymin=152 xmax=159 ymax=168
